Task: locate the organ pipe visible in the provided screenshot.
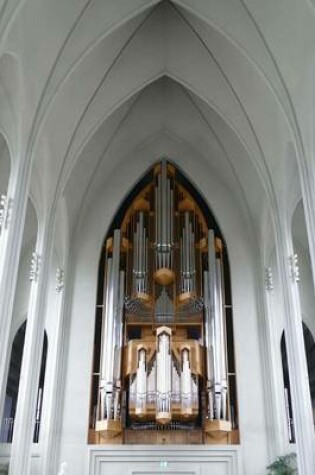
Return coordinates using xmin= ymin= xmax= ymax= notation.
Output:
xmin=181 ymin=349 xmax=192 ymax=415
xmin=133 ymin=212 xmax=148 ymax=296
xmin=204 ymin=230 xmax=228 ymax=422
xmin=155 ymin=161 xmax=173 ymax=271
xmin=99 ymin=230 xmax=121 ymax=421
xmin=136 ymin=349 xmax=147 ymax=415
xmin=180 ymin=212 xmax=196 ymax=294
xmin=156 ymin=328 xmax=172 ymax=423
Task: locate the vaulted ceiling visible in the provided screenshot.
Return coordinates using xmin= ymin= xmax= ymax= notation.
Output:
xmin=0 ymin=0 xmax=314 ymax=248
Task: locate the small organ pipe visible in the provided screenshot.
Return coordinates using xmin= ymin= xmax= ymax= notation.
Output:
xmin=181 ymin=349 xmax=192 ymax=413
xmin=136 ymin=349 xmax=147 ymax=414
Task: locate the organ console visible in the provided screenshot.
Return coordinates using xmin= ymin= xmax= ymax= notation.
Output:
xmin=90 ymin=160 xmax=238 ymax=445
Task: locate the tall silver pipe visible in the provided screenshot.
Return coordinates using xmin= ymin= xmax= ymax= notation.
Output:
xmin=99 ymin=230 xmax=121 ymax=420
xmin=133 ymin=213 xmax=148 ymax=294
xmin=114 ymin=270 xmax=125 ymax=383
xmin=204 ymin=230 xmax=228 ymax=421
xmin=215 ymin=258 xmax=228 ymax=419
xmin=155 ymin=161 xmax=173 ymax=270
xmin=203 ymin=270 xmax=214 ymax=420
xmin=139 ymin=212 xmax=143 ymax=279
xmin=190 ymin=223 xmax=195 ymax=291
xmin=155 ymin=186 xmax=159 ymax=269
xmin=100 ymin=259 xmax=112 ymax=384
xmin=180 ymin=212 xmax=195 ymax=293
xmin=208 ymin=230 xmax=222 ymax=419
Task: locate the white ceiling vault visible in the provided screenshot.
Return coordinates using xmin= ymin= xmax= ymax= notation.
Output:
xmin=0 ymin=0 xmax=314 ymax=247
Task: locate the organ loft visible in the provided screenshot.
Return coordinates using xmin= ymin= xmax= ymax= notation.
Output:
xmin=89 ymin=161 xmax=239 ymax=445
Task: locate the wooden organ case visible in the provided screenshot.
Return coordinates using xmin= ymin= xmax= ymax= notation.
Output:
xmin=89 ymin=161 xmax=239 ymax=445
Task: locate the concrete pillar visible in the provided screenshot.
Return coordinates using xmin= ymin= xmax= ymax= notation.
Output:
xmin=9 ymin=228 xmax=50 ymax=475
xmin=276 ymin=222 xmax=315 ymax=474
xmin=0 ymin=160 xmax=33 ymax=424
xmin=263 ymin=266 xmax=288 ymax=457
xmin=41 ymin=267 xmax=67 ymax=475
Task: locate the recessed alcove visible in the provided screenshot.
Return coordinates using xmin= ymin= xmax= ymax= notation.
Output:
xmin=89 ymin=160 xmax=239 ymax=446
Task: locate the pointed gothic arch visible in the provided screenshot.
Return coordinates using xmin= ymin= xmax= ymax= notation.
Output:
xmin=89 ymin=159 xmax=238 ymax=445
xmin=281 ymin=322 xmax=315 ymax=443
xmin=0 ymin=321 xmax=48 ymax=444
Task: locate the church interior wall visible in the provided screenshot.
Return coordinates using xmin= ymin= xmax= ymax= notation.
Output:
xmin=0 ymin=2 xmax=315 ymax=474
xmin=58 ymin=150 xmax=269 ymax=475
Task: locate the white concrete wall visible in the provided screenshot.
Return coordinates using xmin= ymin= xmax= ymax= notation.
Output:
xmin=58 ymin=153 xmax=268 ymax=475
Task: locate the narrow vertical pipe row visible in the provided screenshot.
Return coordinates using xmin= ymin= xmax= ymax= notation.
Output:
xmin=99 ymin=258 xmax=112 ymax=419
xmin=215 ymin=259 xmax=228 ymax=420
xmin=185 ymin=212 xmax=189 ymax=285
xmin=114 ymin=270 xmax=125 ymax=383
xmin=170 ymin=189 xmax=174 ymax=251
xmin=158 ymin=173 xmax=162 ymax=268
xmin=162 ymin=163 xmax=166 ymax=258
xmin=203 ymin=267 xmax=214 ymax=419
xmin=207 ymin=230 xmax=222 ymax=420
xmin=145 ymin=237 xmax=148 ymax=293
xmin=139 ymin=212 xmax=144 ymax=285
xmin=155 ymin=185 xmax=158 ymax=270
xmin=190 ymin=222 xmax=195 ymax=292
xmin=133 ymin=230 xmax=137 ymax=293
xmin=99 ymin=230 xmax=121 ymax=420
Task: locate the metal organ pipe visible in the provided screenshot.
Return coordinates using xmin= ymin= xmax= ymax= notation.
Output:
xmin=215 ymin=259 xmax=228 ymax=420
xmin=181 ymin=212 xmax=196 ymax=294
xmin=181 ymin=349 xmax=192 ymax=414
xmin=136 ymin=349 xmax=147 ymax=415
xmin=99 ymin=230 xmax=121 ymax=421
xmin=156 ymin=329 xmax=172 ymax=421
xmin=203 ymin=270 xmax=214 ymax=420
xmin=133 ymin=212 xmax=148 ymax=295
xmin=155 ymin=161 xmax=173 ymax=270
xmin=203 ymin=230 xmax=228 ymax=422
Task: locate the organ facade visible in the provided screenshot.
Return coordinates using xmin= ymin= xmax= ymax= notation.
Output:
xmin=89 ymin=161 xmax=238 ymax=445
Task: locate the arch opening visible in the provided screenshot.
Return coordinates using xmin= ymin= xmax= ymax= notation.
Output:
xmin=89 ymin=160 xmax=238 ymax=445
xmin=281 ymin=322 xmax=315 ymax=443
xmin=0 ymin=322 xmax=48 ymax=444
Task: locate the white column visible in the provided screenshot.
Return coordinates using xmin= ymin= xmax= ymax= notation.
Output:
xmin=298 ymin=166 xmax=315 ymax=296
xmin=41 ymin=267 xmax=66 ymax=475
xmin=276 ymin=225 xmax=315 ymax=474
xmin=263 ymin=267 xmax=288 ymax=456
xmin=9 ymin=227 xmax=51 ymax=475
xmin=0 ymin=160 xmax=33 ymax=423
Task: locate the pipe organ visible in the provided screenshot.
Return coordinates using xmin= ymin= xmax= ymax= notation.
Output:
xmin=90 ymin=161 xmax=238 ymax=445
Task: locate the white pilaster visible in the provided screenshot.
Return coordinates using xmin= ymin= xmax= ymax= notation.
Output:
xmin=9 ymin=228 xmax=51 ymax=475
xmin=263 ymin=266 xmax=288 ymax=456
xmin=298 ymin=166 xmax=315 ymax=296
xmin=0 ymin=160 xmax=33 ymax=425
xmin=41 ymin=267 xmax=66 ymax=475
xmin=276 ymin=226 xmax=315 ymax=474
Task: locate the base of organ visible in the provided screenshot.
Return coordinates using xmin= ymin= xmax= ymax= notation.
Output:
xmin=95 ymin=419 xmax=122 ymax=435
xmin=89 ymin=160 xmax=239 ymax=446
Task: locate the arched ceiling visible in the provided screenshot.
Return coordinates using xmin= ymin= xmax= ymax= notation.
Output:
xmin=0 ymin=0 xmax=314 ymax=244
